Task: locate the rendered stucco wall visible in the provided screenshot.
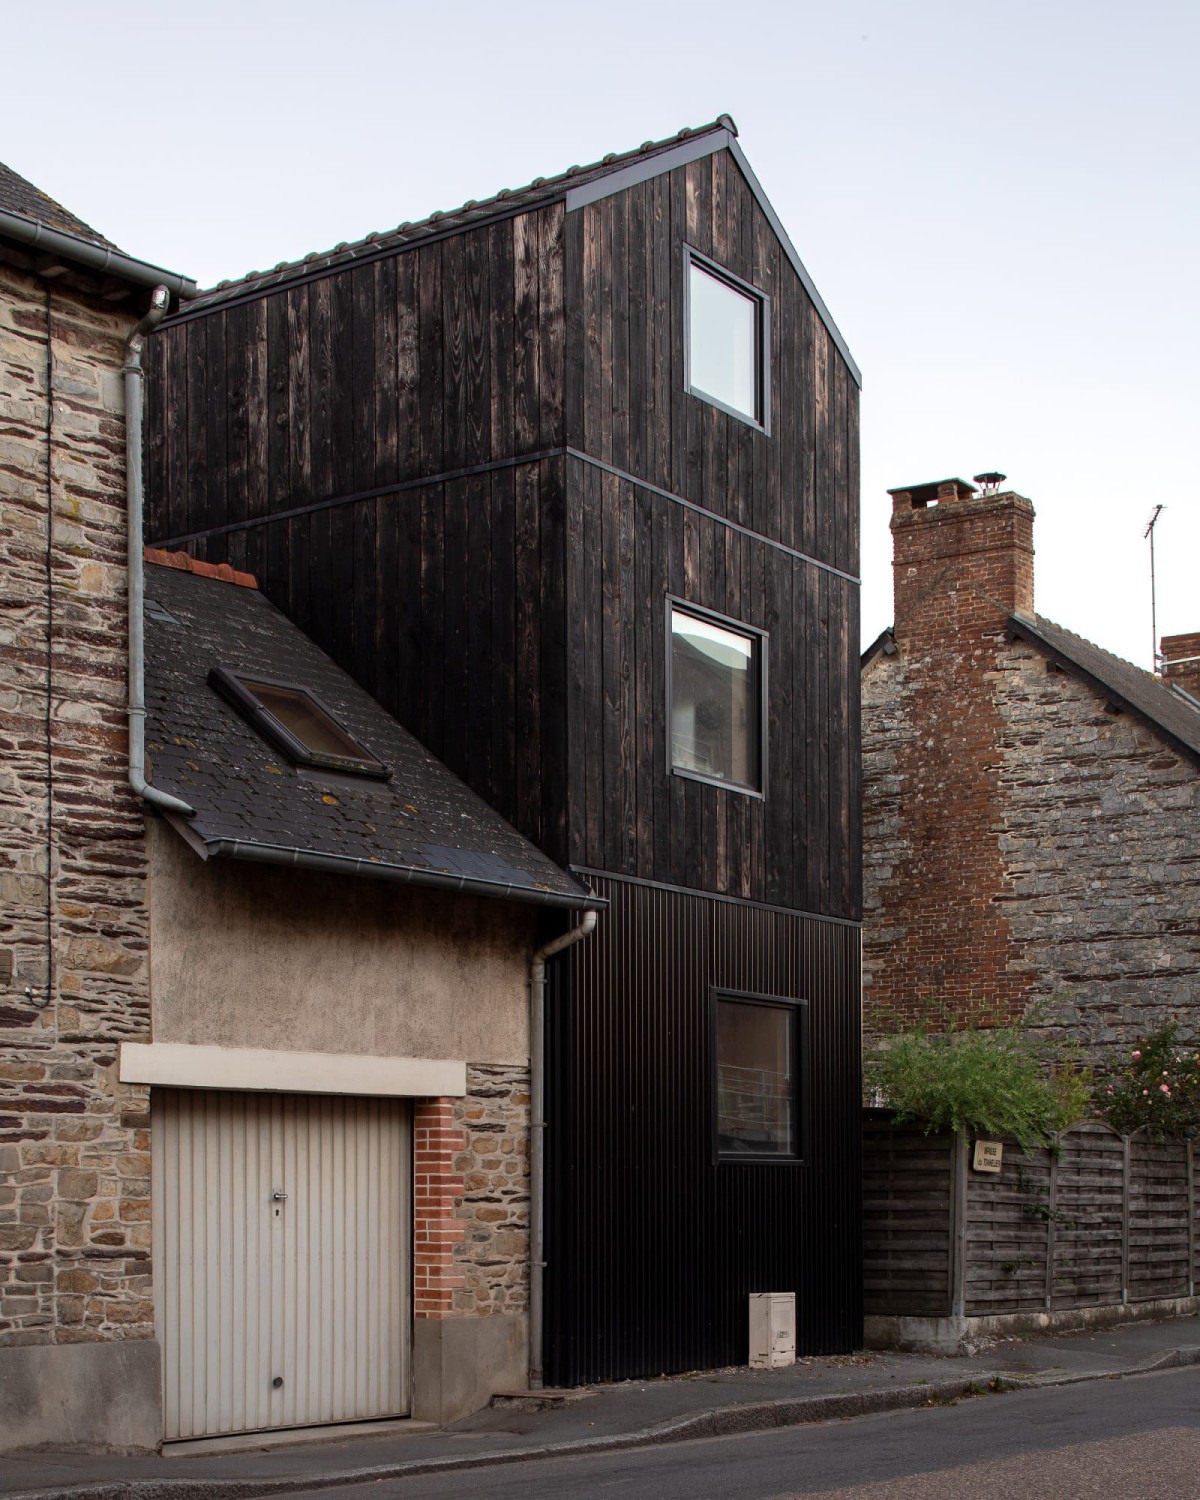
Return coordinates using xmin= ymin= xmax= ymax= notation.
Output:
xmin=147 ymin=819 xmax=535 ymax=1063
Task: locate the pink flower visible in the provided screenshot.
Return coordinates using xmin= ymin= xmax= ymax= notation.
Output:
xmin=1132 ymin=1051 xmax=1142 ymax=1060
xmin=1143 ymin=1089 xmax=1150 ymax=1096
xmin=1161 ymin=1085 xmax=1171 ymax=1095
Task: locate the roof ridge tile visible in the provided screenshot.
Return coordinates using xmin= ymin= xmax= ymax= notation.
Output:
xmin=144 ymin=546 xmax=258 ymax=589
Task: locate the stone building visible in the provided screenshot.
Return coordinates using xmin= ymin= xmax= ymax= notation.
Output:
xmin=0 ymin=165 xmax=598 ymax=1453
xmin=861 ymin=475 xmax=1200 ymax=1060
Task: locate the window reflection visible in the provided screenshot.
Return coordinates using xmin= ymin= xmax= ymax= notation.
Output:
xmin=670 ymin=608 xmax=761 ymax=790
xmin=688 ymin=260 xmax=760 ymax=422
xmin=716 ymin=999 xmax=795 ymax=1156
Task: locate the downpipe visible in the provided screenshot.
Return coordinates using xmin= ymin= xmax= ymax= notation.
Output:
xmin=125 ymin=287 xmax=193 ymax=818
xmin=529 ymin=909 xmax=597 ymax=1389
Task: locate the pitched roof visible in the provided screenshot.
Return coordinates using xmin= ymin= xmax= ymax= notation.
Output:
xmin=181 ymin=116 xmax=738 ymax=312
xmin=1007 ymin=613 xmax=1200 ymax=765
xmin=144 ymin=558 xmax=599 ymax=909
xmin=0 ymin=160 xmax=117 ymax=248
xmin=863 ymin=616 xmax=1200 ymax=765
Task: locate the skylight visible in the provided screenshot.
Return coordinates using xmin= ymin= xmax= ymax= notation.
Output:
xmin=209 ymin=668 xmax=389 ymax=779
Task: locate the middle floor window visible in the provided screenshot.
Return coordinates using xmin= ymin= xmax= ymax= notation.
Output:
xmin=668 ymin=601 xmax=766 ymax=794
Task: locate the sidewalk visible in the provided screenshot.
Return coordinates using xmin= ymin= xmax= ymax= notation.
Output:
xmin=6 ymin=1315 xmax=1200 ymax=1500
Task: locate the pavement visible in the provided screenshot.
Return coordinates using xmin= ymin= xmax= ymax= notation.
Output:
xmin=5 ymin=1315 xmax=1200 ymax=1500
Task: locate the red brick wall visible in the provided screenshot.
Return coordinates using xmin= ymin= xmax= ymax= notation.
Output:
xmin=1161 ymin=632 xmax=1200 ymax=697
xmin=863 ymin=486 xmax=1038 ymax=1031
xmin=412 ymin=1100 xmax=467 ymax=1319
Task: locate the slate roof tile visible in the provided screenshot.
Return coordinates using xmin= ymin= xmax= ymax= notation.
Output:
xmin=145 ymin=560 xmax=598 ymax=908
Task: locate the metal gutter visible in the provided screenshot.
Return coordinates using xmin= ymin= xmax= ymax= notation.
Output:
xmin=528 ymin=911 xmax=599 ymax=1388
xmin=126 ymin=289 xmax=195 ymax=819
xmin=0 ymin=207 xmax=198 ymax=299
xmin=200 ymin=834 xmax=605 ymax=911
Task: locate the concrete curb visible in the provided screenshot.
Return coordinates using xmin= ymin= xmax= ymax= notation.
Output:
xmin=10 ymin=1346 xmax=1200 ymax=1500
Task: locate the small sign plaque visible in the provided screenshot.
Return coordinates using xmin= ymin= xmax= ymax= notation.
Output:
xmin=973 ymin=1139 xmax=1003 ymax=1173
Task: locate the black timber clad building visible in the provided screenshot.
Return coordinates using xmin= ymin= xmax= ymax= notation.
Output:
xmin=145 ymin=116 xmax=864 ymax=1383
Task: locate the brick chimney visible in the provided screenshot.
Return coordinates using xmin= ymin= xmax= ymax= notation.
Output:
xmin=889 ymin=477 xmax=1035 ymax=647
xmin=862 ymin=473 xmax=1037 ymax=1034
xmin=1161 ymin=632 xmax=1200 ymax=698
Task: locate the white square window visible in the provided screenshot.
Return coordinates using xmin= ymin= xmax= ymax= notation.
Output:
xmin=687 ymin=254 xmax=768 ymax=428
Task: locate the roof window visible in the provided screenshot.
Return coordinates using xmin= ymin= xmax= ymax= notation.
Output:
xmin=209 ymin=668 xmax=390 ymax=779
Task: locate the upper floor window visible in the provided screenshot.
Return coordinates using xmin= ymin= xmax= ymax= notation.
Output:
xmin=668 ymin=602 xmax=765 ymax=795
xmin=686 ymin=249 xmax=769 ymax=430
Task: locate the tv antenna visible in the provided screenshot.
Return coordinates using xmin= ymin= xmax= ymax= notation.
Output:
xmin=1144 ymin=504 xmax=1164 ymax=673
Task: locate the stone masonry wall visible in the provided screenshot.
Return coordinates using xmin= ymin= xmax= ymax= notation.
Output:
xmin=411 ymin=1066 xmax=530 ymax=1321
xmin=993 ymin=641 xmax=1200 ymax=1055
xmin=0 ymin=264 xmax=154 ymax=1348
xmin=863 ymin=635 xmax=1200 ymax=1063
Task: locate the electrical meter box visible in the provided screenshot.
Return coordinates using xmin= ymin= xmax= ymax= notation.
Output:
xmin=748 ymin=1291 xmax=796 ymax=1368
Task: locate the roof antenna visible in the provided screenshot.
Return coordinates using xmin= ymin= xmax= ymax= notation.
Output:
xmin=1144 ymin=504 xmax=1164 ymax=673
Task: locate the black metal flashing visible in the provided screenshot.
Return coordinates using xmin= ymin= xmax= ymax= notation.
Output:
xmin=173 ymin=119 xmax=739 ymax=316
xmin=144 ymin=561 xmax=599 ymax=910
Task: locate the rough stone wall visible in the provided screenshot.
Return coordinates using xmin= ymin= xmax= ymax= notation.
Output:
xmin=0 ymin=265 xmax=153 ymax=1348
xmin=412 ymin=1066 xmax=530 ymax=1322
xmin=993 ymin=641 xmax=1200 ymax=1055
xmin=862 ymin=633 xmax=1200 ymax=1063
xmin=453 ymin=1064 xmax=530 ymax=1316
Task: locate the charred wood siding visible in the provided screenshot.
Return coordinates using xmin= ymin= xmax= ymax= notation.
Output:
xmin=545 ymin=874 xmax=863 ymax=1385
xmin=564 ymin=150 xmax=858 ymax=572
xmin=144 ymin=207 xmax=568 ymax=859
xmin=566 ymin=456 xmax=860 ymax=918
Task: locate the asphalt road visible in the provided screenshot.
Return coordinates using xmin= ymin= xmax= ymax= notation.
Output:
xmin=280 ymin=1365 xmax=1200 ymax=1499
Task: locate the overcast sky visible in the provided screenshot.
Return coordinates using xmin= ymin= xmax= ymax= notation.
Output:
xmin=9 ymin=0 xmax=1196 ymax=671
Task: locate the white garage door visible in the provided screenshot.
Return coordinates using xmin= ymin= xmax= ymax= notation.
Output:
xmin=152 ymin=1089 xmax=410 ymax=1441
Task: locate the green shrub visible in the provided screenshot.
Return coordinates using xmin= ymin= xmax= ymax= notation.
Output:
xmin=866 ymin=1017 xmax=1090 ymax=1148
xmin=1093 ymin=1025 xmax=1200 ymax=1139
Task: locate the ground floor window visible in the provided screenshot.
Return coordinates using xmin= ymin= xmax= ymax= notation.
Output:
xmin=713 ymin=990 xmax=805 ymax=1161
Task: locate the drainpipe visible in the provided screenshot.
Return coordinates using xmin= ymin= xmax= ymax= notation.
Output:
xmin=125 ymin=287 xmax=193 ymax=818
xmin=528 ymin=908 xmax=597 ymax=1389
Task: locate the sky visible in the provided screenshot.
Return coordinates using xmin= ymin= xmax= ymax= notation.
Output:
xmin=7 ymin=0 xmax=1197 ymax=671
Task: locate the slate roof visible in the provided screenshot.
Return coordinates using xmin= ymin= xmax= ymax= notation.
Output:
xmin=1007 ymin=612 xmax=1200 ymax=765
xmin=184 ymin=115 xmax=739 ymax=311
xmin=863 ymin=616 xmax=1200 ymax=765
xmin=144 ymin=555 xmax=599 ymax=909
xmin=0 ymin=160 xmax=117 ymax=248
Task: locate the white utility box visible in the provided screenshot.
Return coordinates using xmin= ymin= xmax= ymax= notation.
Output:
xmin=748 ymin=1291 xmax=796 ymax=1368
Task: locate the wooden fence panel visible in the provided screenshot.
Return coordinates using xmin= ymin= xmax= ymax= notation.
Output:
xmin=964 ymin=1146 xmax=1051 ymax=1315
xmin=862 ymin=1117 xmax=953 ymax=1315
xmin=1128 ymin=1135 xmax=1190 ymax=1302
xmin=1052 ymin=1121 xmax=1124 ymax=1309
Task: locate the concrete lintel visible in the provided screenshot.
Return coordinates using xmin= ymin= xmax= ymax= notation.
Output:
xmin=119 ymin=1041 xmax=467 ymax=1098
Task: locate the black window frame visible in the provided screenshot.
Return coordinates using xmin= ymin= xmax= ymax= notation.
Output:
xmin=666 ymin=597 xmax=768 ymax=799
xmin=711 ymin=988 xmax=808 ymax=1166
xmin=208 ymin=666 xmax=391 ymax=780
xmin=683 ymin=245 xmax=771 ymax=434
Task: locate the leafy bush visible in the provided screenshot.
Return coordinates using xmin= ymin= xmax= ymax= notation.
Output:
xmin=1093 ymin=1025 xmax=1200 ymax=1139
xmin=866 ymin=1017 xmax=1090 ymax=1148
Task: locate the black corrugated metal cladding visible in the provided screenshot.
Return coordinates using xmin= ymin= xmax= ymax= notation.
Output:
xmin=545 ymin=874 xmax=863 ymax=1386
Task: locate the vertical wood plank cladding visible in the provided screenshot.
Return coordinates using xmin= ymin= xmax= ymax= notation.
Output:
xmin=417 ymin=243 xmax=444 ymax=475
xmin=513 ymin=211 xmax=540 ymax=452
xmin=573 ymin=145 xmax=858 ymax=575
xmin=538 ymin=205 xmax=565 ymax=448
xmin=545 ymin=875 xmax=862 ymax=1386
xmin=264 ymin=292 xmax=290 ymax=603
xmin=538 ymin=453 xmax=569 ymax=866
xmin=565 ymin=477 xmax=858 ymax=919
xmin=514 ymin=462 xmax=542 ymax=844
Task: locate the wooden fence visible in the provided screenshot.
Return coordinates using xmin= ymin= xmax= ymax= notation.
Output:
xmin=864 ymin=1113 xmax=1199 ymax=1319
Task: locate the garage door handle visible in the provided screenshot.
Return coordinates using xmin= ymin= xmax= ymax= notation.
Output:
xmin=271 ymin=1190 xmax=288 ymax=1201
